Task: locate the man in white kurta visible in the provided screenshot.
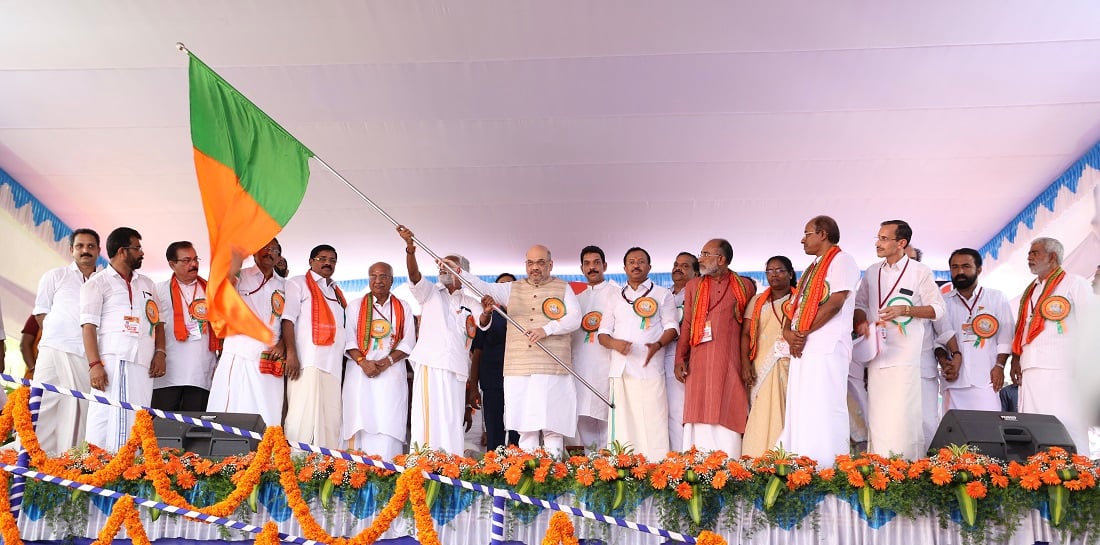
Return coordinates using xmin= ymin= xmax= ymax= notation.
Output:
xmin=664 ymin=252 xmax=697 ymax=453
xmin=854 ymin=220 xmax=945 ymax=460
xmin=461 ymin=245 xmax=582 ymax=455
xmin=82 ymin=227 xmax=165 ymax=452
xmin=597 ymin=247 xmax=678 ymax=460
xmin=152 ymin=241 xmax=218 ymax=412
xmin=568 ymin=246 xmax=616 ymax=451
xmin=399 ymin=225 xmax=485 ymax=454
xmin=1011 ymin=238 xmax=1095 ymax=453
xmin=207 ymin=240 xmax=287 ymax=429
xmin=282 ymin=245 xmax=347 ymax=450
xmin=342 ymin=262 xmax=416 ymax=459
xmin=779 ymin=216 xmax=861 ymax=466
xmin=32 ymin=228 xmax=100 ymax=454
xmin=932 ymin=248 xmax=1013 ymax=412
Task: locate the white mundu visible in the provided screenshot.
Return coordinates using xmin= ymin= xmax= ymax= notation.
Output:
xmin=342 ymin=293 xmax=416 ymax=459
xmin=663 ymin=287 xmax=688 ymax=453
xmin=569 ymin=280 xmax=616 ymax=449
xmin=207 ymin=266 xmax=286 ymax=428
xmin=933 ymin=285 xmax=1014 ymax=411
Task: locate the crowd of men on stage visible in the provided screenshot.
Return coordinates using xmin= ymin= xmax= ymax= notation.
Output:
xmin=5 ymin=215 xmax=1099 ymax=465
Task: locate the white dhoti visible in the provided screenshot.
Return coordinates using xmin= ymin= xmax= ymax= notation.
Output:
xmin=506 ymin=374 xmax=577 ymax=455
xmin=847 ymin=358 xmax=869 ymax=443
xmin=1019 ymin=367 xmax=1090 ymax=454
xmin=85 ymin=357 xmax=153 ymax=452
xmin=664 ymin=349 xmax=685 ymax=453
xmin=573 ymin=415 xmax=608 ymax=451
xmin=920 ymin=375 xmax=941 ymax=450
xmin=867 ymin=364 xmax=924 ymax=459
xmin=33 ymin=347 xmax=91 ymax=455
xmin=285 ymin=367 xmax=342 ymax=449
xmin=609 ymin=376 xmax=670 ymax=461
xmin=682 ymin=423 xmax=742 ymax=456
xmin=342 ymin=359 xmax=408 ymax=459
xmin=410 ymin=365 xmax=464 ymax=454
xmin=779 ymin=348 xmax=850 ymax=467
xmin=943 ymin=386 xmax=1001 ymax=412
xmin=206 ymin=352 xmax=285 ymax=429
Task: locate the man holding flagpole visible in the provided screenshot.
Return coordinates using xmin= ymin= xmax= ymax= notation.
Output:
xmin=282 ymin=245 xmax=347 ymax=449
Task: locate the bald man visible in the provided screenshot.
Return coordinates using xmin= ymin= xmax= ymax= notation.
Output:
xmin=462 ymin=245 xmax=581 ymax=455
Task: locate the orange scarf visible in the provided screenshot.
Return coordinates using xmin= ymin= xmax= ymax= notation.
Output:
xmin=306 ymin=272 xmax=346 ymax=346
xmin=791 ymin=246 xmax=842 ymax=334
xmin=170 ymin=276 xmax=217 ymax=352
xmin=746 ymin=288 xmax=795 ymax=361
xmin=357 ymin=294 xmax=405 ymax=353
xmin=688 ymin=270 xmax=750 ymax=346
xmin=1011 ymin=267 xmax=1065 ymax=355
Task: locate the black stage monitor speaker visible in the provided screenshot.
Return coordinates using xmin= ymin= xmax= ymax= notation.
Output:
xmin=154 ymin=412 xmax=266 ymax=458
xmin=929 ymin=410 xmax=1075 ymax=463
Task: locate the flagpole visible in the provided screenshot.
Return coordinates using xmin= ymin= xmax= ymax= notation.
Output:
xmin=177 ymin=43 xmax=613 ymax=410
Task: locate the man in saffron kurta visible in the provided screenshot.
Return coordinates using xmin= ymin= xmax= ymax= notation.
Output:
xmin=674 ymin=238 xmax=756 ymax=455
xmin=282 ymin=244 xmax=347 ymax=449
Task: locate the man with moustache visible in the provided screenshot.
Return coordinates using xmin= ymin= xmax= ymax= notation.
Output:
xmin=597 ymin=247 xmax=678 ymax=459
xmin=82 ymin=227 xmax=166 ymax=451
xmin=281 ymin=245 xmax=347 ymax=448
xmin=30 ymin=228 xmax=102 ymax=454
xmin=665 ymin=252 xmax=698 ymax=452
xmin=461 ymin=245 xmax=581 ymax=455
xmin=568 ymin=246 xmax=617 ymax=451
xmin=399 ymin=225 xmax=486 ymax=454
xmin=342 ymin=262 xmax=416 ymax=458
xmin=932 ymin=248 xmax=1013 ymax=412
xmin=151 ymin=241 xmax=218 ymax=412
xmin=207 ymin=239 xmax=287 ymax=428
xmin=674 ymin=239 xmax=756 ymax=454
xmin=1011 ymin=237 xmax=1094 ymax=453
xmin=854 ymin=220 xmax=945 ymax=459
xmin=778 ymin=216 xmax=861 ymax=465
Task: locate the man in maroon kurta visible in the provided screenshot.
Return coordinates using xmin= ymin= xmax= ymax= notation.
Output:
xmin=674 ymin=238 xmax=756 ymax=455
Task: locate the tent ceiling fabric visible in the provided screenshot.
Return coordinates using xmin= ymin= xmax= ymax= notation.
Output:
xmin=4 ymin=1 xmax=1100 ymax=283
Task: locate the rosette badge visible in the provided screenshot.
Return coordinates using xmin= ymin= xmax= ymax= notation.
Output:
xmin=542 ymin=297 xmax=566 ymax=320
xmin=581 ymin=311 xmax=601 ymax=343
xmin=970 ymin=314 xmax=999 ymax=348
xmin=633 ymin=297 xmax=658 ymax=329
xmin=1040 ymin=295 xmax=1071 ymax=333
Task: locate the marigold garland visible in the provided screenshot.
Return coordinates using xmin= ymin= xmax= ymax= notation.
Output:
xmin=0 ymin=472 xmax=23 ymax=545
xmin=90 ymin=495 xmax=151 ymax=545
xmin=695 ymin=530 xmax=728 ymax=545
xmin=541 ymin=512 xmax=580 ymax=545
xmin=254 ymin=521 xmax=282 ymax=545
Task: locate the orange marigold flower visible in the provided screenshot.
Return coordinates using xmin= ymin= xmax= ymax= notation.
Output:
xmin=846 ymin=472 xmax=865 ymax=488
xmin=504 ymin=464 xmax=523 ymax=486
xmin=1040 ymin=469 xmax=1062 ymax=486
xmin=930 ymin=466 xmax=952 ymax=486
xmin=176 ymin=470 xmax=197 ymax=490
xmin=650 ymin=472 xmax=667 ymax=490
xmin=991 ymin=474 xmax=1009 ymax=488
xmin=349 ymin=471 xmax=368 ymax=489
xmin=711 ymin=470 xmax=728 ymax=490
xmin=868 ymin=472 xmax=889 ymax=491
xmin=817 ymin=468 xmax=836 ymax=481
xmin=966 ymin=481 xmax=987 ymax=499
xmin=553 ymin=462 xmax=569 ymax=479
xmin=598 ymin=465 xmax=618 ymax=481
xmin=787 ymin=468 xmax=812 ymax=490
xmin=122 ymin=465 xmax=144 ymax=480
xmin=631 ymin=465 xmax=648 ymax=479
xmin=676 ymin=482 xmax=693 ymax=500
xmin=1020 ymin=473 xmax=1042 ymax=491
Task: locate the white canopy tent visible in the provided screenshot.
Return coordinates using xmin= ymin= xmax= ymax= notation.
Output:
xmin=3 ymin=1 xmax=1100 ymax=336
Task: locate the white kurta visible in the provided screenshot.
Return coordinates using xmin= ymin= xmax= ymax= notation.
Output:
xmin=598 ymin=280 xmax=678 ymax=460
xmin=33 ymin=262 xmax=96 ymax=455
xmin=663 ymin=287 xmax=688 ymax=453
xmin=1016 ymin=273 xmax=1094 ymax=453
xmin=570 ymin=280 xmax=616 ymax=422
xmin=779 ymin=250 xmax=861 ymax=466
xmin=207 ymin=266 xmax=285 ymax=428
xmin=80 ymin=266 xmax=160 ymax=451
xmin=933 ymin=286 xmax=1014 ymax=412
xmin=154 ymin=278 xmax=217 ymax=390
xmin=855 ymin=256 xmax=946 ymax=460
xmin=342 ymin=294 xmax=416 ymax=457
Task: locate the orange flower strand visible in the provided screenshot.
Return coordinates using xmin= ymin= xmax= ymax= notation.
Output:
xmin=541 ymin=512 xmax=580 ymax=545
xmin=407 ymin=470 xmax=442 ymax=545
xmin=254 ymin=521 xmax=282 ymax=545
xmin=696 ymin=530 xmax=728 ymax=545
xmin=0 ymin=472 xmax=24 ymax=545
xmin=89 ymin=495 xmax=152 ymax=545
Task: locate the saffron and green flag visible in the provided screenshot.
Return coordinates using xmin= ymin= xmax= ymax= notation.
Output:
xmin=188 ymin=53 xmax=313 ymax=343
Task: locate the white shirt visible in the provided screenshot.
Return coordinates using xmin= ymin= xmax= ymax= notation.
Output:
xmin=406 ymin=277 xmax=484 ymax=377
xmin=35 ymin=262 xmax=97 ymax=354
xmin=79 ymin=265 xmax=160 ymax=365
xmin=221 ymin=266 xmax=285 ymax=359
xmin=933 ymin=285 xmax=1014 ymax=389
xmin=570 ymin=280 xmax=617 ymax=373
xmin=1018 ymin=272 xmax=1094 ymax=371
xmin=598 ymin=280 xmax=679 ymax=380
xmin=461 ymin=273 xmax=582 ymax=338
xmin=343 ymin=293 xmax=417 ymax=359
xmin=855 ymin=256 xmax=946 ymax=369
xmin=155 ymin=278 xmax=217 ymax=389
xmin=282 ymin=271 xmax=349 ymax=376
xmin=797 ymin=251 xmax=861 ymax=355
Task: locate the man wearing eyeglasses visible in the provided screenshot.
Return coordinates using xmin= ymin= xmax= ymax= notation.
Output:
xmin=207 ymin=239 xmax=286 ymax=430
xmin=674 ymin=239 xmax=757 ymax=455
xmin=854 ymin=220 xmax=946 ymax=460
xmin=81 ymin=227 xmax=166 ymax=452
xmin=460 ymin=244 xmax=581 ymax=456
xmin=151 ymin=241 xmax=218 ymax=412
xmin=281 ymin=244 xmax=348 ymax=449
